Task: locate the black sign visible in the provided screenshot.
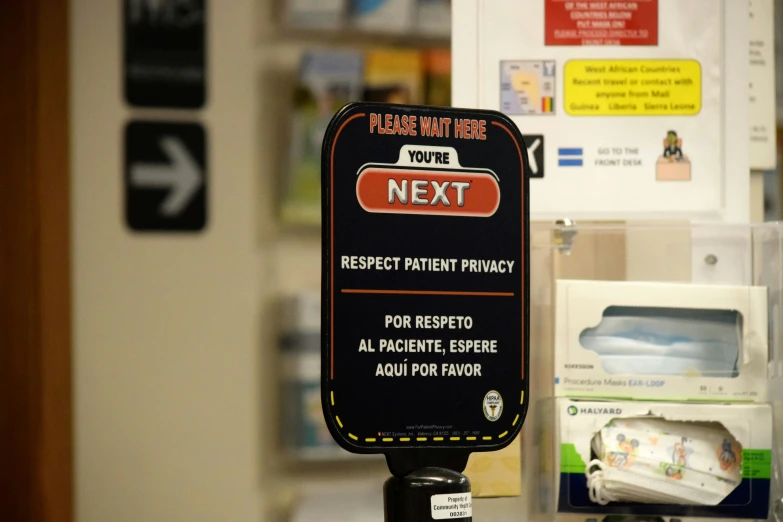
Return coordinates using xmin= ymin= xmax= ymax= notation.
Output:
xmin=322 ymin=103 xmax=530 ymax=477
xmin=125 ymin=121 xmax=207 ymax=232
xmin=124 ymin=0 xmax=206 ymax=109
xmin=523 ymin=134 xmax=544 ymax=178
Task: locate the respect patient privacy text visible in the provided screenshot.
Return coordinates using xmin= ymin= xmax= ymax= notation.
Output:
xmin=341 ymin=255 xmax=515 ymax=274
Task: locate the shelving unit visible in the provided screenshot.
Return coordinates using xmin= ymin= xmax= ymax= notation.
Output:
xmin=255 ymin=5 xmax=453 ymax=519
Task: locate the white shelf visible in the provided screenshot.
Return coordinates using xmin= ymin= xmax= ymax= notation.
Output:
xmin=264 ymin=26 xmax=450 ymax=49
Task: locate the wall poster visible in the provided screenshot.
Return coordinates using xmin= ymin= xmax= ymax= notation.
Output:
xmin=452 ymin=0 xmax=750 ymax=222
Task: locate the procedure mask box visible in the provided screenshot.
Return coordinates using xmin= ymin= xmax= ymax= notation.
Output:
xmin=552 ymin=399 xmax=773 ymax=519
xmin=554 ymin=280 xmax=769 ymax=402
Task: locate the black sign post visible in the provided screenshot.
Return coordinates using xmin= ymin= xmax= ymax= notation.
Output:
xmin=322 ymin=103 xmax=530 ymax=521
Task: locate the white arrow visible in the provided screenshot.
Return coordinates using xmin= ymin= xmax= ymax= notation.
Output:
xmin=526 ymin=137 xmax=541 ymax=175
xmin=131 ymin=136 xmax=202 ymax=216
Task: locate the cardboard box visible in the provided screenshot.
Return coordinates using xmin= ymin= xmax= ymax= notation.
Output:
xmin=554 ymin=280 xmax=768 ymax=402
xmin=464 ymin=435 xmax=522 ymax=498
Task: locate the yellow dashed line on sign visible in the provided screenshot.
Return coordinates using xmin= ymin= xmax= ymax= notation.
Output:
xmin=333 ymin=386 xmax=525 ymax=445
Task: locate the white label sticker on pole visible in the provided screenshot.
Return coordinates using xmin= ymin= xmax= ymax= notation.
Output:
xmin=430 ymin=492 xmax=473 ymax=520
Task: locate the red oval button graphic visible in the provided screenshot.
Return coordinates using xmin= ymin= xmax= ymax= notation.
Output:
xmin=356 ymin=167 xmax=500 ymax=217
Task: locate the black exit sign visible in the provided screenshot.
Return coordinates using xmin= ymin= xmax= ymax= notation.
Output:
xmin=123 ymin=0 xmax=207 ymax=109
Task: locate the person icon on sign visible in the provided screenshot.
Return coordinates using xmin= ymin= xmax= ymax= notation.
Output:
xmin=656 ymin=130 xmax=691 ymax=181
xmin=663 ymin=130 xmax=683 ymax=162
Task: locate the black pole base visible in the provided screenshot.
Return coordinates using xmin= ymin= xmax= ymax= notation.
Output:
xmin=383 ymin=467 xmax=472 ymax=522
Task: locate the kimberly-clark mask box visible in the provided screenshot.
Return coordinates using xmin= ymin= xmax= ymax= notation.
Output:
xmin=549 ymin=399 xmax=772 ymax=519
xmin=554 ymin=280 xmax=769 ymax=402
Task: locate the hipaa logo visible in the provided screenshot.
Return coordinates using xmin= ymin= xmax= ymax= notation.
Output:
xmin=558 ymin=147 xmax=583 ymax=167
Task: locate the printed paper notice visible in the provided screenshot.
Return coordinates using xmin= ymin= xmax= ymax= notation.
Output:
xmin=468 ymin=0 xmax=748 ymax=220
xmin=431 ymin=493 xmax=472 ymax=520
xmin=545 ymin=0 xmax=658 ymax=46
xmin=564 ymin=60 xmax=701 ymax=116
xmin=749 ymin=0 xmax=776 ymax=169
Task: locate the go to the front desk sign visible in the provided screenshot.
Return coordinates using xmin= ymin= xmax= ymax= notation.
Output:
xmin=323 ymin=104 xmax=529 ymax=455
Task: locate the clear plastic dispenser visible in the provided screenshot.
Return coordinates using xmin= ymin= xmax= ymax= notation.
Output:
xmin=523 ymin=221 xmax=783 ymax=522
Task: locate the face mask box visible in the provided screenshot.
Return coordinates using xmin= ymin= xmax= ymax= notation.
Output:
xmin=554 ymin=280 xmax=769 ymax=402
xmin=546 ymin=399 xmax=773 ymax=519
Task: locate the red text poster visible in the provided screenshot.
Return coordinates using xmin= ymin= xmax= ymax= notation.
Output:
xmin=545 ymin=0 xmax=658 ymax=46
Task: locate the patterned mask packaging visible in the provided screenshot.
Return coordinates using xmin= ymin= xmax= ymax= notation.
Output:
xmin=549 ymin=399 xmax=772 ymax=519
xmin=587 ymin=418 xmax=742 ymax=506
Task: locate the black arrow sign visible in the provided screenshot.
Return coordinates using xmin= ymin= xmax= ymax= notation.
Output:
xmin=124 ymin=121 xmax=207 ymax=232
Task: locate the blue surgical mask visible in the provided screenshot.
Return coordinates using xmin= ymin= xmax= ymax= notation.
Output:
xmin=579 ymin=307 xmax=741 ymax=378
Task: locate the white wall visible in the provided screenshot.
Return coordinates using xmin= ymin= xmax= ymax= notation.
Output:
xmin=71 ymin=1 xmax=270 ymax=520
xmin=70 ymin=1 xmax=394 ymax=519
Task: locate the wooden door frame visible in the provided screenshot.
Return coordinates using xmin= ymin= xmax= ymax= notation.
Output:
xmin=0 ymin=0 xmax=73 ymax=521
